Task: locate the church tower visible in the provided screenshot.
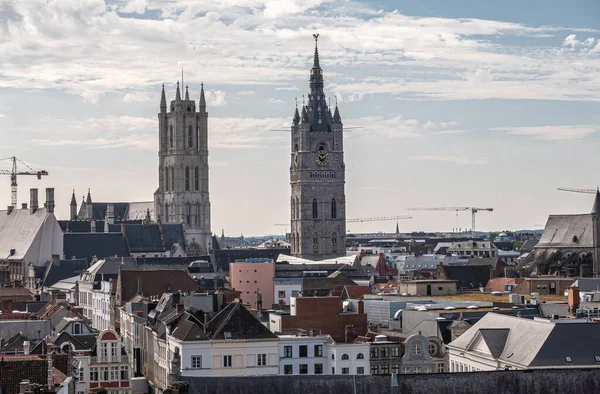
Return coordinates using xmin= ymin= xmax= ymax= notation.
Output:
xmin=290 ymin=34 xmax=346 ymax=260
xmin=592 ymin=189 xmax=600 ymax=277
xmin=154 ymin=82 xmax=212 ymax=255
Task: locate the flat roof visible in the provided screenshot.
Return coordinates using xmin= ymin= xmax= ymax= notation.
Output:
xmin=402 ymin=280 xmax=458 ymax=283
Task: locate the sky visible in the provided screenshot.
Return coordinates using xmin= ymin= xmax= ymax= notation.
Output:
xmin=0 ymin=0 xmax=599 ymax=236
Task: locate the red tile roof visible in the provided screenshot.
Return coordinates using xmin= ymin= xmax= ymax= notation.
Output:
xmin=485 ymin=277 xmax=524 ymax=293
xmin=344 ymin=285 xmax=373 ymax=299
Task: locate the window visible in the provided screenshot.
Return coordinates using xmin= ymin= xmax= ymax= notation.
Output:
xmin=110 ymin=344 xmax=117 ymax=358
xmin=170 ymin=167 xmax=175 ymax=191
xmin=381 ymin=347 xmax=389 ymax=357
xmin=425 ymin=366 xmax=432 ymax=373
xmin=186 ymin=203 xmax=191 ymax=225
xmin=370 ymin=365 xmax=379 ymax=375
xmin=415 ymin=367 xmax=422 ymax=374
xmin=195 ymin=203 xmax=201 ymax=227
xmin=357 ymin=353 xmax=364 ymax=360
xmin=357 ymin=367 xmax=364 ymax=375
xmin=312 ymin=199 xmax=318 ymax=219
xmin=185 ymin=167 xmax=190 ymax=191
xmin=194 ymin=167 xmax=199 ymax=191
xmin=192 ymin=356 xmax=202 ymax=369
xmin=429 ymin=343 xmax=436 ymax=356
xmin=169 ymin=125 xmax=174 ymax=148
xmin=313 ymin=232 xmax=319 ymax=254
xmin=164 ymin=203 xmax=169 ymax=222
xmin=278 ymin=290 xmax=286 ymax=299
xmin=314 ymin=345 xmax=323 ymax=357
xmin=299 ymin=364 xmax=308 ymax=374
xmin=332 ymin=232 xmax=337 ymax=254
xmin=391 ymin=347 xmax=400 ymax=357
xmin=341 ymin=353 xmax=349 ymax=360
xmin=342 ymin=367 xmax=349 ymax=375
xmin=402 ymin=367 xmax=410 ymax=374
xmin=331 ymin=367 xmax=335 ymax=375
xmin=595 ymin=356 xmax=600 ymax=363
xmin=90 ymin=368 xmax=98 ymax=382
xmin=283 ymin=346 xmax=292 ymax=358
xmin=370 ymin=347 xmax=379 ymax=358
xmin=78 ymin=368 xmax=84 ymax=382
xmin=73 ymin=323 xmax=81 ymax=334
xmin=381 ymin=365 xmax=390 ymax=375
xmin=188 ymin=125 xmax=193 ymax=148
xmin=284 ymin=365 xmax=293 ymax=375
xmin=223 ymin=355 xmax=232 ymax=368
xmin=101 ymin=367 xmax=109 ymax=381
xmin=437 ymin=363 xmax=445 ymax=373
xmin=295 ymin=197 xmax=300 ymax=219
xmin=257 ymin=354 xmax=267 ymax=366
xmin=392 ymin=364 xmax=399 ymax=374
xmin=120 ymin=366 xmax=129 ymax=380
xmin=315 ymin=363 xmax=323 ymax=374
xmin=411 ymin=343 xmax=422 ymax=356
xmin=165 ymin=168 xmax=170 ymax=192
xmin=565 ymin=357 xmax=572 ymax=363
xmin=331 ymin=199 xmax=337 ymax=219
xmin=299 ymin=345 xmax=308 ymax=358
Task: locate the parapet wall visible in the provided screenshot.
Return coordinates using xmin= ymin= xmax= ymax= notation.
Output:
xmin=180 ymin=369 xmax=600 ymax=394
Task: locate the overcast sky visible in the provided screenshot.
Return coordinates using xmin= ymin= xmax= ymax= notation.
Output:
xmin=0 ymin=0 xmax=599 ymax=236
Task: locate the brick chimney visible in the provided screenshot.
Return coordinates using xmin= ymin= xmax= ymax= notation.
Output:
xmin=568 ymin=286 xmax=580 ymax=315
xmin=1 ymin=299 xmax=12 ymax=314
xmin=45 ymin=188 xmax=55 ymax=214
xmin=30 ymin=188 xmax=38 ymax=214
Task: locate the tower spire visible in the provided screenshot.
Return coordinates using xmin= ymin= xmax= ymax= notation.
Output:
xmin=185 ymin=85 xmax=190 ymax=101
xmin=592 ymin=188 xmax=600 ymax=215
xmin=200 ymin=82 xmax=206 ymax=108
xmin=333 ymin=95 xmax=342 ymax=123
xmin=70 ymin=189 xmax=76 ymax=205
xmin=293 ymin=97 xmax=300 ymax=125
xmin=176 ymin=81 xmax=181 ymax=101
xmin=312 ymin=33 xmax=320 ymax=69
xmin=160 ymin=84 xmax=166 ymax=111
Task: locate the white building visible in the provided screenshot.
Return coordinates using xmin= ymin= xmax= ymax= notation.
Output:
xmin=327 ymin=339 xmax=370 ymax=375
xmin=278 ymin=335 xmax=328 ymax=375
xmin=273 ymin=279 xmax=302 ymax=306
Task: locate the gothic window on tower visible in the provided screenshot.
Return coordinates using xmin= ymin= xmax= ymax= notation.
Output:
xmin=188 ymin=125 xmax=193 ymax=149
xmin=169 ymin=125 xmax=174 ymax=149
xmin=194 ymin=167 xmax=199 ymax=191
xmin=171 ymin=167 xmax=175 ymax=191
xmin=165 ymin=203 xmax=169 ymax=222
xmin=195 ymin=203 xmax=201 ymax=227
xmin=185 ymin=167 xmax=190 ymax=191
xmin=186 ymin=203 xmax=191 ymax=225
xmin=291 ymin=198 xmax=295 ymax=219
xmin=295 ymin=197 xmax=300 ymax=219
xmin=332 ymin=233 xmax=337 ymax=254
xmin=165 ymin=168 xmax=170 ymax=192
xmin=312 ymin=199 xmax=318 ymax=219
xmin=313 ymin=232 xmax=319 ymax=254
xmin=331 ymin=199 xmax=337 ymax=219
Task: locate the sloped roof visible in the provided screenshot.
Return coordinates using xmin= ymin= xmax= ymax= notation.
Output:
xmin=118 ymin=269 xmax=197 ymax=305
xmin=343 ymin=285 xmax=373 ymax=300
xmin=123 ymin=223 xmax=164 ymax=253
xmin=205 ymin=301 xmax=277 ymax=340
xmin=1 ymin=331 xmax=31 ymax=352
xmin=302 ymin=274 xmax=355 ymax=297
xmin=538 ymin=303 xmax=569 ymax=318
xmin=64 ymin=233 xmax=129 ymax=262
xmin=479 ymin=328 xmax=509 ymax=358
xmin=537 ymin=214 xmax=593 ymax=248
xmin=0 ymin=207 xmax=50 ymax=260
xmin=170 ymin=312 xmax=208 ymax=341
xmin=125 ymin=202 xmax=154 ymax=221
xmin=439 ymin=265 xmax=490 ymax=289
xmin=0 ymin=287 xmax=34 ymax=300
xmin=485 ymin=277 xmax=524 ymax=293
xmin=41 ymin=258 xmax=89 ymax=288
xmin=467 ymin=257 xmax=505 ymax=269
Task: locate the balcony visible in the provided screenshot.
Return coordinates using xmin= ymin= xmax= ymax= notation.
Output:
xmin=91 ymin=355 xmax=129 ymax=364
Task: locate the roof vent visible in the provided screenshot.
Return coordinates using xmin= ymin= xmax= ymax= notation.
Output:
xmin=6 ymin=206 xmax=13 ymax=215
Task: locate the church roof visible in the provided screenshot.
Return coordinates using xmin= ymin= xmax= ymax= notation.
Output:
xmin=537 ymin=214 xmax=593 ymax=248
xmin=592 ymin=189 xmax=600 ymax=214
xmin=64 ymin=233 xmax=129 ymax=262
xmin=0 ymin=207 xmax=52 ymax=260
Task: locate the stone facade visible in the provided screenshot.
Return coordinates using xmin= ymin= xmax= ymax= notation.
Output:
xmin=154 ymin=82 xmax=211 ymax=255
xmin=290 ymin=35 xmax=346 ymax=260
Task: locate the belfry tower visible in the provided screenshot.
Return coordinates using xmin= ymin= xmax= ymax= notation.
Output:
xmin=154 ymin=82 xmax=212 ymax=255
xmin=290 ymin=35 xmax=346 ymax=260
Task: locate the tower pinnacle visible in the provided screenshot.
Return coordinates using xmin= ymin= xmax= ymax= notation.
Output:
xmin=312 ymin=33 xmax=320 ymax=69
xmin=200 ymin=82 xmax=206 ymax=108
xmin=160 ymin=84 xmax=167 ymax=111
xmin=175 ymin=81 xmax=181 ymax=101
xmin=185 ymin=85 xmax=190 ymax=101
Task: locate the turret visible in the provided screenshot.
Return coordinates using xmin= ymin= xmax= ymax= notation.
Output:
xmin=199 ymin=82 xmax=206 ymax=111
xmin=175 ymin=81 xmax=181 ymax=101
xmin=160 ymin=84 xmax=167 ymax=113
xmin=70 ymin=189 xmax=77 ymax=220
xmin=185 ymin=85 xmax=190 ymax=101
xmin=85 ymin=189 xmax=93 ymax=220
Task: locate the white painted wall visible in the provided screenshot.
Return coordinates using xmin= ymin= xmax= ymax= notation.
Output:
xmin=327 ymin=342 xmax=370 ymax=375
xmin=278 ymin=336 xmax=328 ymax=375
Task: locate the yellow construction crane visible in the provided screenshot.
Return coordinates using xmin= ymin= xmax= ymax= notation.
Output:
xmin=0 ymin=156 xmax=49 ymax=208
xmin=408 ymin=207 xmax=493 ymax=236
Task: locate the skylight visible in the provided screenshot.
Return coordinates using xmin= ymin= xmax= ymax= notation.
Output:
xmin=595 ymin=356 xmax=600 ymax=363
xmin=565 ymin=357 xmax=572 ymax=363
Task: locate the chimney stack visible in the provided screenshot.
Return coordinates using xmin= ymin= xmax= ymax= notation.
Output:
xmin=107 ymin=204 xmax=115 ymax=225
xmin=45 ymin=188 xmax=55 ymax=214
xmin=23 ymin=340 xmax=30 ymax=355
xmin=21 ymin=203 xmax=27 ymax=209
xmin=568 ymin=286 xmax=580 ymax=315
xmin=90 ymin=221 xmax=96 ymax=233
xmin=30 ymin=188 xmax=38 ymax=214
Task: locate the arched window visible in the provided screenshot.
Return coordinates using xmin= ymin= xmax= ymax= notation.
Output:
xmin=170 ymin=167 xmax=175 ymax=191
xmin=312 ymin=199 xmax=318 ymax=219
xmin=332 ymin=233 xmax=337 ymax=254
xmin=295 ymin=197 xmax=300 ymax=219
xmin=187 ymin=125 xmax=193 ymax=148
xmin=313 ymin=232 xmax=319 ymax=254
xmin=185 ymin=167 xmax=190 ymax=191
xmin=357 ymin=353 xmax=364 ymax=360
xmin=341 ymin=354 xmax=349 ymax=360
xmin=194 ymin=167 xmax=199 ymax=191
xmin=165 ymin=168 xmax=170 ymax=192
xmin=428 ymin=343 xmax=436 ymax=356
xmin=331 ymin=354 xmax=335 ymax=360
xmin=291 ymin=198 xmax=295 ymax=219
xmin=187 ymin=106 xmax=191 ymax=112
xmin=164 ymin=203 xmax=169 ymax=222
xmin=331 ymin=199 xmax=337 ymax=219
xmin=186 ymin=203 xmax=191 ymax=225
xmin=169 ymin=125 xmax=174 ymax=149
xmin=195 ymin=203 xmax=201 ymax=227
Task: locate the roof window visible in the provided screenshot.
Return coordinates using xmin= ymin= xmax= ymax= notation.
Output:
xmin=595 ymin=356 xmax=600 ymax=363
xmin=565 ymin=357 xmax=572 ymax=363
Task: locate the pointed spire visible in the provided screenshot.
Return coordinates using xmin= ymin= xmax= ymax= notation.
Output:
xmin=592 ymin=188 xmax=600 ymax=215
xmin=301 ymin=105 xmax=309 ymax=123
xmin=312 ymin=33 xmax=320 ymax=69
xmin=396 ymin=222 xmax=400 ymax=235
xmin=175 ymin=81 xmax=181 ymax=101
xmin=293 ymin=98 xmax=300 ymax=124
xmin=70 ymin=189 xmax=77 ymax=205
xmin=86 ymin=188 xmax=92 ymax=204
xmin=185 ymin=85 xmax=190 ymax=101
xmin=199 ymin=82 xmax=206 ymax=108
xmin=160 ymin=84 xmax=167 ymax=110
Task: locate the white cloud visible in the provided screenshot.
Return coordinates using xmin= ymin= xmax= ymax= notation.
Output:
xmin=268 ymin=98 xmax=285 ymax=103
xmin=205 ymin=90 xmax=227 ymax=107
xmin=408 ymin=155 xmax=488 ymax=166
xmin=122 ymin=92 xmax=153 ymax=102
xmin=120 ymin=0 xmax=149 ymax=14
xmin=492 ymin=125 xmax=597 ymax=141
xmin=347 ymin=115 xmax=462 ymax=139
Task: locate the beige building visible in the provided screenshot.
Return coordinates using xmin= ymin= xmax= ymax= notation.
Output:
xmin=398 ymin=280 xmax=457 ymax=296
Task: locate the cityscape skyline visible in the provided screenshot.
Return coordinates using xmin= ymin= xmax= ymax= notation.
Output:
xmin=1 ymin=0 xmax=599 ymax=235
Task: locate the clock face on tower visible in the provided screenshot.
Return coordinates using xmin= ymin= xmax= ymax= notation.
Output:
xmin=316 ymin=144 xmax=328 ymax=166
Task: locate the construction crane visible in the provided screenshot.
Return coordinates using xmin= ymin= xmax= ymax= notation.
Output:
xmin=408 ymin=207 xmax=493 ymax=236
xmin=274 ymin=215 xmax=412 ymax=231
xmin=0 ymin=156 xmax=49 ymax=208
xmin=557 ymin=187 xmax=596 ymax=194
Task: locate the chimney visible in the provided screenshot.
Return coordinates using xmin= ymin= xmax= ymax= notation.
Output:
xmin=6 ymin=206 xmax=13 ymax=215
xmin=21 ymin=203 xmax=27 ymax=209
xmin=137 ymin=277 xmax=143 ymax=295
xmin=28 ymin=262 xmax=35 ymax=279
xmin=45 ymin=188 xmax=55 ymax=214
xmin=30 ymin=189 xmax=38 ymax=214
xmin=90 ymin=221 xmax=96 ymax=233
xmin=23 ymin=340 xmax=30 ymax=355
xmin=51 ymin=255 xmax=60 ymax=265
xmin=568 ymin=286 xmax=580 ymax=315
xmin=107 ymin=204 xmax=115 ymax=225
xmin=358 ymin=300 xmax=364 ymax=314
xmin=203 ymin=312 xmax=209 ymax=333
xmin=1 ymin=299 xmax=12 ymax=314
xmin=176 ymin=302 xmax=184 ymax=314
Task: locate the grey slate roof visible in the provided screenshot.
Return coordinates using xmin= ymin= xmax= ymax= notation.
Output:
xmin=41 ymin=258 xmax=89 ymax=288
xmin=205 ymin=301 xmax=277 ymax=340
xmin=538 ymin=303 xmax=569 ymax=318
xmin=479 ymin=328 xmax=509 ymax=358
xmin=64 ymin=233 xmax=129 ymax=262
xmin=0 ymin=207 xmax=54 ymax=260
xmin=537 ymin=214 xmax=593 ymax=248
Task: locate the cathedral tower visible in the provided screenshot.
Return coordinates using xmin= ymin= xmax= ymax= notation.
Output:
xmin=290 ymin=35 xmax=346 ymax=260
xmin=154 ymin=82 xmax=212 ymax=255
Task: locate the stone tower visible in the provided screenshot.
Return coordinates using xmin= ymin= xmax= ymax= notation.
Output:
xmin=592 ymin=189 xmax=600 ymax=277
xmin=154 ymin=82 xmax=212 ymax=255
xmin=290 ymin=34 xmax=346 ymax=260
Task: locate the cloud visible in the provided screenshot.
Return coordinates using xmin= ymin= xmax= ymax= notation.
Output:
xmin=268 ymin=98 xmax=285 ymax=103
xmin=119 ymin=0 xmax=149 ymax=14
xmin=492 ymin=125 xmax=597 ymax=141
xmin=205 ymin=90 xmax=227 ymax=107
xmin=408 ymin=155 xmax=488 ymax=166
xmin=346 ymin=115 xmax=461 ymax=138
xmin=122 ymin=92 xmax=153 ymax=102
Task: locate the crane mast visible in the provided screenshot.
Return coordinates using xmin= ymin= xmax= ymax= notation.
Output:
xmin=0 ymin=156 xmax=49 ymax=208
xmin=408 ymin=206 xmax=493 ymax=237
